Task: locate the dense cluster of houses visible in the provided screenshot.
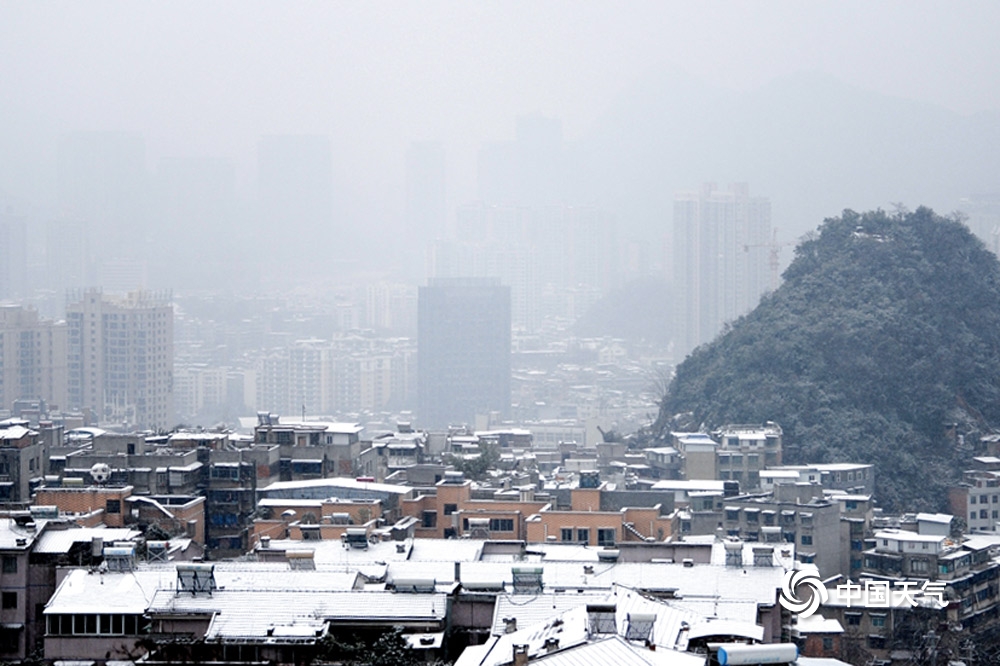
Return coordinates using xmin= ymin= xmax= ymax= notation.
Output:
xmin=1 ymin=413 xmax=999 ymax=665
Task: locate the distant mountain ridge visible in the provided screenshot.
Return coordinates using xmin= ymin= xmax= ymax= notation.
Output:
xmin=653 ymin=207 xmax=1000 ymax=511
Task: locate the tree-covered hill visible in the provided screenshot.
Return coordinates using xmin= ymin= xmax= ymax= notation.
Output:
xmin=654 ymin=208 xmax=1000 ymax=511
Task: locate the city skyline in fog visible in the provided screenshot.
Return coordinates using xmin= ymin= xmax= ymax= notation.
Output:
xmin=2 ymin=1 xmax=1000 ymax=296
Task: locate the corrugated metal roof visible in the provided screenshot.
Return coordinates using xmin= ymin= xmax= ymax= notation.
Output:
xmin=151 ymin=589 xmax=447 ymax=632
xmin=491 ymin=592 xmax=608 ymax=635
xmin=530 ymin=636 xmax=705 ymax=666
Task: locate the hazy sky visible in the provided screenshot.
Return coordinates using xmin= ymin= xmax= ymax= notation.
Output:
xmin=2 ymin=1 xmax=999 ymax=234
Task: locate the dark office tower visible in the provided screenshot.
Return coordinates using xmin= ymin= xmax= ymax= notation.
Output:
xmin=56 ymin=131 xmax=147 ymax=256
xmin=418 ymin=277 xmax=511 ymax=428
xmin=673 ymin=183 xmax=771 ymax=356
xmin=0 ymin=211 xmax=27 ymax=299
xmin=257 ymin=134 xmax=334 ymax=270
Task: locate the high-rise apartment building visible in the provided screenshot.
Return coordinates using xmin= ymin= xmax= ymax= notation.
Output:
xmin=57 ymin=131 xmax=147 ymax=257
xmin=66 ymin=290 xmax=173 ymax=430
xmin=405 ymin=142 xmax=446 ymax=237
xmin=418 ymin=277 xmax=511 ymax=428
xmin=0 ymin=306 xmax=68 ymax=413
xmin=441 ymin=204 xmax=617 ymax=332
xmin=477 ymin=115 xmax=564 ymax=207
xmin=0 ymin=213 xmax=27 ymax=300
xmin=257 ymin=134 xmax=334 ymax=271
xmin=45 ymin=219 xmax=90 ymax=295
xmin=254 ymin=336 xmax=415 ymax=417
xmin=673 ymin=183 xmax=771 ymax=355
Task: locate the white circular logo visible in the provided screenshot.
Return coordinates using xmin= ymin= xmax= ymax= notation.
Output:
xmin=778 ymin=570 xmax=828 ymax=617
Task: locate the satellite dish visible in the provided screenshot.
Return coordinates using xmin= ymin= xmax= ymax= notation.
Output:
xmin=90 ymin=463 xmax=112 ymax=484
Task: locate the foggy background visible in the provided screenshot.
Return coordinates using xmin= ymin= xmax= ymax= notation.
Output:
xmin=2 ymin=1 xmax=999 ymax=426
xmin=4 ymin=2 xmax=1000 ymax=280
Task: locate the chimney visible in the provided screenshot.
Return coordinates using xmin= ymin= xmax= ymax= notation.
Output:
xmin=454 ymin=561 xmax=461 ymax=585
xmin=504 ymin=617 xmax=518 ymax=634
xmin=513 ymin=644 xmax=529 ymax=666
xmin=544 ymin=637 xmax=560 ymax=653
xmin=260 ymin=536 xmax=271 ymax=549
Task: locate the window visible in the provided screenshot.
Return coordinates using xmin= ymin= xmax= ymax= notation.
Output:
xmin=745 ymin=511 xmax=759 ymax=524
xmin=972 ymin=495 xmax=978 ymax=504
xmin=0 ymin=626 xmax=17 ymax=653
xmin=725 ymin=510 xmax=740 ymax=522
xmin=489 ymin=518 xmax=514 ymax=532
xmin=597 ymin=528 xmax=616 ymax=546
xmin=1 ymin=593 xmax=15 ymax=610
xmin=105 ymin=499 xmax=121 ymax=514
xmin=577 ymin=528 xmax=590 ymax=545
xmin=846 ymin=613 xmax=861 ymax=626
xmin=561 ymin=528 xmax=573 ymax=542
xmin=981 ymin=509 xmax=989 ymax=519
xmin=1 ymin=556 xmax=16 ymax=574
xmin=443 ymin=504 xmax=457 ymax=516
xmin=822 ymin=637 xmax=833 ymax=651
xmin=801 ymin=535 xmax=813 ymax=546
xmin=422 ymin=510 xmax=437 ymax=528
xmin=210 ymin=465 xmax=239 ymax=480
xmin=47 ymin=614 xmax=142 ymax=636
xmin=871 ymin=614 xmax=886 ymax=628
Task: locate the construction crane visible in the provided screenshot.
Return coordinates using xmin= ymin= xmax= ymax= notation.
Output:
xmin=743 ymin=229 xmax=796 ymax=291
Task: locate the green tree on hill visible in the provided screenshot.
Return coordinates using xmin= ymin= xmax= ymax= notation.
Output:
xmin=654 ymin=207 xmax=1000 ymax=511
